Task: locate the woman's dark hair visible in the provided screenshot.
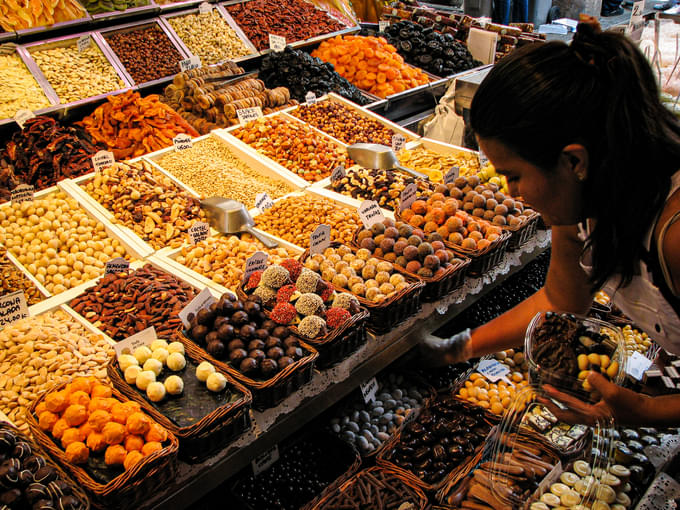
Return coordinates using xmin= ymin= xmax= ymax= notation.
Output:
xmin=470 ymin=19 xmax=680 ymax=291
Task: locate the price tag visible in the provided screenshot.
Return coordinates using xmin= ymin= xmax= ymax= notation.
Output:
xmin=360 ymin=377 xmax=378 ymax=403
xmin=198 ymin=1 xmax=212 ymax=14
xmin=399 ymin=183 xmax=417 ymax=212
xmin=179 ymin=287 xmax=217 ymax=329
xmin=188 ymin=221 xmax=210 ymax=244
xmin=477 ymin=359 xmax=511 ymax=383
xmin=627 ymin=0 xmax=645 ymax=42
xmin=330 ymin=164 xmax=345 ymax=184
xmin=391 ymin=133 xmax=406 ymax=153
xmin=269 ymin=34 xmax=286 ymax=52
xmin=252 ymin=445 xmax=280 ymax=476
xmin=236 ymin=106 xmax=263 ymax=125
xmin=179 ymin=56 xmax=201 ymax=72
xmin=244 ymin=251 xmax=269 ymax=281
xmin=255 ymin=192 xmax=274 ymax=212
xmin=105 ymin=257 xmax=130 ymax=275
xmin=626 ymin=351 xmax=653 ymax=381
xmin=114 ymin=326 xmax=156 ymax=358
xmin=77 ymin=34 xmax=92 ymax=53
xmin=444 ymin=166 xmax=459 ymax=185
xmin=305 ymin=92 xmax=317 ymax=105
xmin=310 ymin=224 xmax=331 ymax=255
xmin=173 ymin=133 xmax=192 ymax=151
xmin=378 ymin=20 xmax=390 ymax=32
xmin=358 ymin=200 xmax=385 ymax=228
xmin=0 ymin=291 xmax=28 ymax=329
xmin=14 ymin=109 xmax=35 ymax=129
xmin=10 ymin=184 xmax=34 ymax=205
xmin=92 ymin=150 xmax=115 ymax=173
xmin=477 ymin=149 xmax=489 ymax=168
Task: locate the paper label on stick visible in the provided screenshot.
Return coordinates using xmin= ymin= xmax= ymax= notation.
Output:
xmin=179 ymin=56 xmax=201 ymax=72
xmin=444 ymin=166 xmax=459 ymax=185
xmin=255 ymin=192 xmax=274 ymax=212
xmin=198 ymin=1 xmax=212 ymax=14
xmin=358 ymin=200 xmax=385 ymax=228
xmin=244 ymin=251 xmax=268 ymax=281
xmin=237 ymin=106 xmax=263 ymax=125
xmin=477 ymin=359 xmax=511 ymax=383
xmin=179 ymin=287 xmax=216 ymax=329
xmin=477 ymin=149 xmax=490 ymax=168
xmin=467 ymin=27 xmax=497 ymax=65
xmin=105 ymin=257 xmax=130 ymax=275
xmin=399 ymin=183 xmax=417 ymax=212
xmin=252 ymin=445 xmax=280 ymax=476
xmin=11 ymin=184 xmax=34 ymax=205
xmin=391 ymin=133 xmax=406 ymax=153
xmin=77 ymin=35 xmax=92 ymax=53
xmin=360 ymin=377 xmax=378 ymax=403
xmin=188 ymin=221 xmax=210 ymax=244
xmin=269 ymin=34 xmax=286 ymax=52
xmin=310 ymin=224 xmax=331 ymax=255
xmin=305 ymin=92 xmax=316 ymax=105
xmin=330 ymin=164 xmax=345 ymax=184
xmin=14 ymin=109 xmax=35 ymax=129
xmin=626 ymin=351 xmax=653 ymax=380
xmin=0 ymin=291 xmax=28 ymax=329
xmin=379 ymin=20 xmax=390 ymax=32
xmin=173 ymin=133 xmax=192 ymax=151
xmin=627 ymin=0 xmax=645 ymax=42
xmin=114 ymin=326 xmax=157 ymax=358
xmin=92 ymin=150 xmax=115 ymax=173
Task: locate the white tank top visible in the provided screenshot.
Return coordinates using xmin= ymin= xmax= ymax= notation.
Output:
xmin=579 ymin=171 xmax=680 ymax=354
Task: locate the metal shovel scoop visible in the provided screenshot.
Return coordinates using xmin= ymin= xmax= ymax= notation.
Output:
xmin=347 ymin=143 xmax=430 ymax=181
xmin=201 ymin=197 xmax=278 ymax=248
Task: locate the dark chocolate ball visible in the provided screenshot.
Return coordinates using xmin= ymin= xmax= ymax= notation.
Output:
xmin=19 ymin=469 xmax=34 ymax=485
xmin=243 ymin=301 xmax=261 ymax=319
xmin=46 ymin=480 xmax=70 ymax=500
xmin=12 ymin=442 xmax=31 ymax=460
xmin=247 ymin=339 xmax=265 ymax=351
xmin=286 ymin=346 xmax=303 ymax=359
xmin=205 ymin=331 xmax=219 ymax=345
xmin=206 ymin=340 xmax=226 ymax=360
xmin=261 ymin=320 xmax=276 ymax=331
xmin=227 ymin=339 xmax=245 ymax=351
xmin=0 ymin=488 xmax=21 ymax=506
xmin=190 ymin=325 xmax=208 ymax=344
xmin=0 ymin=432 xmax=15 ymax=454
xmin=239 ymin=325 xmax=255 ymax=340
xmin=32 ymin=499 xmax=55 ymax=510
xmin=254 ymin=329 xmax=269 ymax=341
xmin=217 ymin=324 xmax=234 ymax=342
xmin=33 ymin=467 xmax=56 ymax=485
xmin=264 ymin=337 xmax=281 ymax=349
xmin=277 ymin=356 xmax=294 ymax=369
xmin=196 ymin=308 xmax=214 ymax=326
xmin=266 ymin=347 xmax=284 ymax=360
xmin=26 ymin=482 xmax=48 ymax=503
xmin=239 ymin=358 xmax=258 ymax=374
xmin=0 ymin=459 xmax=19 ymax=488
xmin=231 ymin=311 xmax=249 ymax=326
xmin=272 ymin=326 xmax=289 ymax=339
xmin=57 ymin=495 xmax=80 ymax=510
xmin=232 ymin=300 xmax=244 ymax=312
xmin=260 ymin=359 xmax=278 ymax=377
xmin=24 ymin=456 xmax=45 ymax=474
xmin=282 ymin=336 xmax=299 ymax=348
xmin=219 ymin=299 xmax=234 ymax=315
xmin=249 ymin=349 xmax=265 ymax=363
xmin=213 ymin=316 xmax=227 ymax=330
xmin=229 ymin=349 xmax=248 ymax=364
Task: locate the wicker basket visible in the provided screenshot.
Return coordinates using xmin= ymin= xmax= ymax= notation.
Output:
xmin=504 ymin=211 xmax=540 ymax=251
xmin=0 ymin=420 xmax=91 ymax=510
xmin=448 ymin=229 xmax=512 ymax=277
xmin=27 ymin=380 xmax=179 ymax=510
xmin=107 ymin=341 xmax=252 ymax=464
xmin=179 ymin=334 xmax=318 ymax=411
xmin=311 ymin=466 xmax=429 ymax=510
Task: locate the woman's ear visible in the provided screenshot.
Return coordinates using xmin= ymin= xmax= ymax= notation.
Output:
xmin=560 ymin=144 xmax=589 ymax=182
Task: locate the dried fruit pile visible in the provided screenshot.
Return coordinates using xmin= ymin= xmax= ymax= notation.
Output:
xmin=0 ymin=0 xmax=85 ymax=31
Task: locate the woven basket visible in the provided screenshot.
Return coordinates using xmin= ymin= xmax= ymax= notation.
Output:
xmin=107 ymin=340 xmax=252 ymax=464
xmin=27 ymin=380 xmax=179 ymax=510
xmin=446 ymin=229 xmax=512 ymax=277
xmin=504 ymin=211 xmax=540 ymax=251
xmin=179 ymin=333 xmax=318 ymax=411
xmin=311 ymin=466 xmax=429 ymax=510
xmin=0 ymin=420 xmax=91 ymax=509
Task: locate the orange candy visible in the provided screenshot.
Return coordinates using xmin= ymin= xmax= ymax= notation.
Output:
xmin=88 ymin=410 xmax=112 ymax=432
xmin=102 ymin=422 xmax=126 ymax=445
xmin=44 ymin=391 xmax=69 ymax=414
xmin=38 ymin=411 xmax=59 ymax=432
xmin=110 ymin=402 xmax=137 ymax=425
xmin=124 ymin=435 xmax=144 ymax=452
xmin=141 ymin=441 xmax=162 ymax=456
xmin=91 ymin=384 xmax=112 ymax=399
xmin=123 ymin=450 xmax=144 ymax=470
xmin=65 ymin=442 xmax=89 ymax=464
xmin=126 ymin=412 xmax=150 ymax=437
xmin=105 ymin=445 xmax=127 ymax=466
xmin=63 ymin=404 xmax=87 ymax=427
xmin=61 ymin=428 xmax=83 ymax=448
xmin=87 ymin=432 xmax=107 ymax=453
xmin=68 ymin=390 xmax=91 ymax=408
xmin=52 ymin=419 xmax=70 ymax=440
xmin=144 ymin=422 xmax=168 ymax=443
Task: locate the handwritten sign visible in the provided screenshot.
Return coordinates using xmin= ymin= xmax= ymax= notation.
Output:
xmin=391 ymin=134 xmax=406 ymax=153
xmin=467 ymin=28 xmax=498 ymax=65
xmin=105 ymin=257 xmax=130 ymax=275
xmin=360 ymin=377 xmax=378 ymax=403
xmin=255 ymin=192 xmax=274 ymax=212
xmin=330 ymin=164 xmax=345 ymax=184
xmin=477 ymin=359 xmax=511 ymax=383
xmin=173 ymin=133 xmax=192 ymax=151
xmin=77 ymin=34 xmax=92 ymax=53
xmin=14 ymin=109 xmax=35 ymax=129
xmin=310 ymin=224 xmax=331 ymax=255
xmin=399 ymin=183 xmax=417 ymax=212
xmin=626 ymin=351 xmax=653 ymax=381
xmin=0 ymin=291 xmax=28 ymax=329
xmin=179 ymin=56 xmax=201 ymax=72
xmin=252 ymin=445 xmax=280 ymax=476
xmin=11 ymin=184 xmax=34 ymax=205
xmin=179 ymin=287 xmax=217 ymax=329
xmin=627 ymin=0 xmax=645 ymax=42
xmin=358 ymin=200 xmax=385 ymax=228
xmin=269 ymin=34 xmax=286 ymax=52
xmin=188 ymin=221 xmax=210 ymax=244
xmin=236 ymin=106 xmax=263 ymax=125
xmin=444 ymin=166 xmax=460 ymax=185
xmin=92 ymin=150 xmax=115 ymax=173
xmin=305 ymin=92 xmax=316 ymax=105
xmin=378 ymin=20 xmax=390 ymax=32
xmin=198 ymin=1 xmax=212 ymax=14
xmin=114 ymin=326 xmax=157 ymax=358
xmin=244 ymin=251 xmax=269 ymax=281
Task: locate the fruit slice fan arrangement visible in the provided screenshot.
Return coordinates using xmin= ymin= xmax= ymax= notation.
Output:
xmin=0 ymin=0 xmax=85 ymax=31
xmin=396 ymin=145 xmax=482 ymax=182
xmin=311 ymin=35 xmax=429 ymax=98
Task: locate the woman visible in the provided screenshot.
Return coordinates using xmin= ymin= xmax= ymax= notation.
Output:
xmin=424 ymin=17 xmax=680 ymax=426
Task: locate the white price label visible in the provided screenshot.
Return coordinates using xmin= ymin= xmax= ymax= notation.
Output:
xmin=467 ymin=27 xmax=498 ymax=65
xmin=330 ymin=164 xmax=345 ymax=184
xmin=626 ymin=351 xmax=653 ymax=381
xmin=444 ymin=166 xmax=459 ymax=185
xmin=105 ymin=257 xmax=130 ymax=275
xmin=391 ymin=134 xmax=406 ymax=153
xmin=244 ymin=251 xmax=269 ymax=281
xmin=252 ymin=445 xmax=280 ymax=476
xmin=477 ymin=359 xmax=511 ymax=383
xmin=255 ymin=192 xmax=274 ymax=212
xmin=188 ymin=221 xmax=210 ymax=244
xmin=305 ymin=92 xmax=316 ymax=105
xmin=173 ymin=133 xmax=193 ymax=151
xmin=0 ymin=291 xmax=28 ymax=329
xmin=399 ymin=182 xmax=418 ymax=212
xmin=179 ymin=287 xmax=217 ymax=329
xmin=10 ymin=184 xmax=34 ymax=205
xmin=360 ymin=377 xmax=378 ymax=403
xmin=92 ymin=150 xmax=115 ymax=173
xmin=477 ymin=149 xmax=489 ymax=168
xmin=114 ymin=326 xmax=157 ymax=358
xmin=77 ymin=35 xmax=92 ymax=53
xmin=198 ymin=1 xmax=212 ymax=14
xmin=310 ymin=224 xmax=331 ymax=255
xmin=358 ymin=200 xmax=385 ymax=228
xmin=379 ymin=20 xmax=390 ymax=32
xmin=14 ymin=109 xmax=35 ymax=129
xmin=269 ymin=34 xmax=286 ymax=52
xmin=179 ymin=56 xmax=201 ymax=72
xmin=236 ymin=106 xmax=263 ymax=125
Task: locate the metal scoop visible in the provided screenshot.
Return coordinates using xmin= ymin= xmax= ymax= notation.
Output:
xmin=347 ymin=143 xmax=430 ymax=181
xmin=201 ymin=197 xmax=278 ymax=248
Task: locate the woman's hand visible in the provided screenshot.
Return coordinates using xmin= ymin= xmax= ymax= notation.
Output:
xmin=419 ymin=329 xmax=473 ymax=367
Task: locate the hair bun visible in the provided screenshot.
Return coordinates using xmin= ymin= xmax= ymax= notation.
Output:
xmin=571 ymin=15 xmax=605 ymax=66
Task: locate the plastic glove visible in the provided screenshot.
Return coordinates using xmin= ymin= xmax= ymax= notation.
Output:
xmin=419 ymin=329 xmax=473 ymax=367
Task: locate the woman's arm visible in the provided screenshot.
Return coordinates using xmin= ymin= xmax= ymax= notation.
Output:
xmin=468 ymin=225 xmax=594 ymax=358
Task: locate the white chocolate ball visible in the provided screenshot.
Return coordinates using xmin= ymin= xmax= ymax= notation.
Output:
xmin=166 ymin=352 xmax=186 ymax=372
xmin=164 ymin=375 xmax=184 ymax=395
xmin=152 ymin=348 xmax=169 ymax=365
xmin=133 ymin=346 xmax=152 ymax=365
xmin=168 ymin=342 xmax=185 ymax=355
xmin=119 ymin=354 xmax=139 ymax=372
xmin=135 ymin=370 xmax=156 ymax=391
xmin=150 ymin=339 xmax=169 ymax=352
xmin=124 ymin=365 xmax=142 ymax=385
xmin=196 ymin=361 xmax=215 ymax=382
xmin=146 ymin=381 xmax=166 ymax=402
xmin=206 ymin=372 xmax=227 ymax=392
xmin=143 ymin=358 xmax=163 ymax=377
